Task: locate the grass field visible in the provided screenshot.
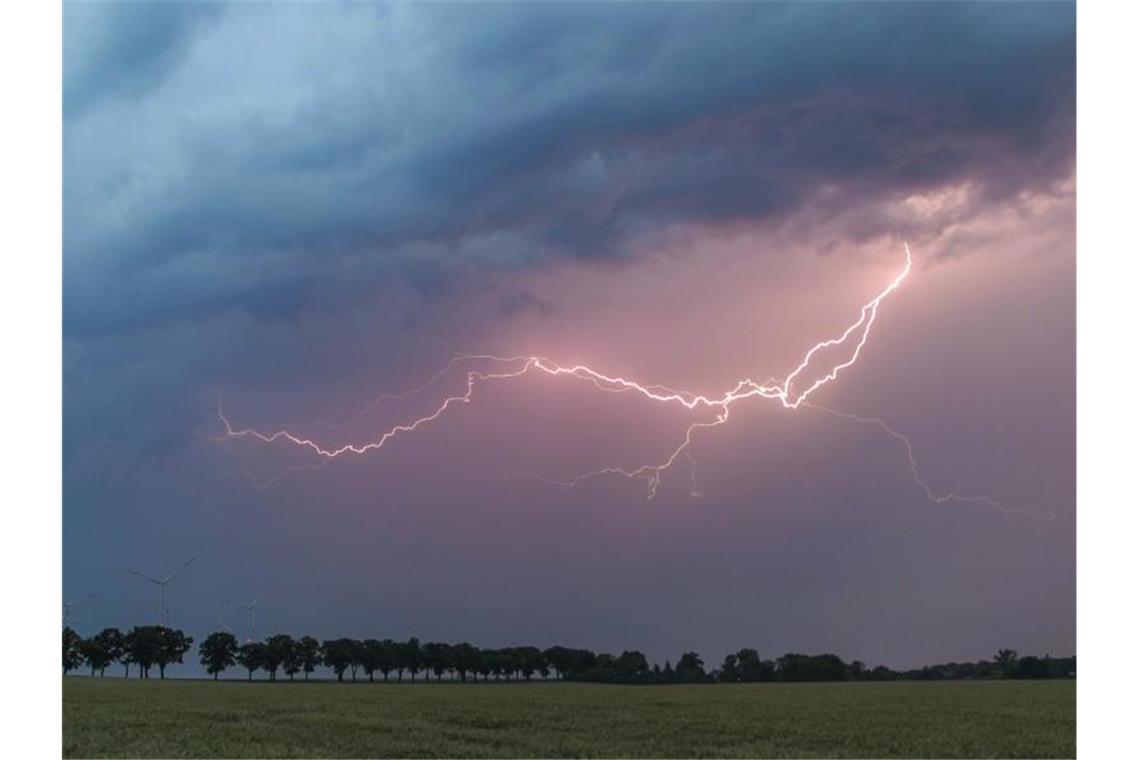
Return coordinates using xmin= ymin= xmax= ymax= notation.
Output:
xmin=62 ymin=678 xmax=1075 ymax=758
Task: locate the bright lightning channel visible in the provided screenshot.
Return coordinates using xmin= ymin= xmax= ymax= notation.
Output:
xmin=217 ymin=244 xmax=1025 ymax=514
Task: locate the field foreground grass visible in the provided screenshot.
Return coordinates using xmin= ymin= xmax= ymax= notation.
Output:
xmin=63 ymin=678 xmax=1074 ymax=759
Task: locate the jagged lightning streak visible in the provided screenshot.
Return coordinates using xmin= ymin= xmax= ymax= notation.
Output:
xmin=217 ymin=244 xmax=1021 ymax=513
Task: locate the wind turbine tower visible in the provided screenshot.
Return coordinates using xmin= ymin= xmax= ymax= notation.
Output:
xmin=126 ymin=557 xmax=196 ymax=627
xmin=227 ymin=593 xmax=267 ymax=643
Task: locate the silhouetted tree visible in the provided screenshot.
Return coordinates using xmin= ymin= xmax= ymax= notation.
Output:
xmin=1047 ymin=655 xmax=1076 ymax=679
xmin=237 ymin=642 xmax=265 ymax=681
xmin=868 ymin=665 xmax=895 ymax=681
xmin=91 ymin=628 xmax=125 ymax=678
xmin=777 ymin=653 xmax=848 ymax=682
xmin=1013 ymin=656 xmax=1051 ymax=679
xmin=376 ymin=639 xmax=399 ymax=682
xmin=155 ymin=627 xmax=193 ymax=679
xmin=400 ymin=637 xmax=422 ymax=683
xmin=514 ymin=646 xmax=543 ymax=681
xmin=423 ymin=642 xmax=453 ymax=682
xmin=451 ymin=642 xmax=478 ymax=683
xmin=124 ymin=626 xmax=164 ymax=679
xmin=994 ymin=649 xmax=1019 ymax=677
xmin=490 ymin=648 xmax=521 ymax=681
xmin=298 ymin=636 xmax=321 ymax=681
xmin=360 ymin=639 xmax=384 ymax=683
xmin=119 ymin=630 xmax=140 ymax=678
xmin=282 ymin=638 xmax=304 ymax=681
xmin=63 ymin=627 xmax=83 ymax=675
xmin=263 ymin=634 xmax=295 ymax=682
xmin=543 ymin=646 xmax=570 ymax=680
xmin=730 ymin=649 xmax=775 ymax=682
xmin=718 ymin=653 xmax=740 ymax=683
xmin=676 ymin=651 xmax=707 ymax=683
xmin=475 ymin=650 xmax=493 ymax=682
xmin=348 ymin=640 xmax=364 ymax=682
xmin=321 ymin=638 xmax=356 ymax=682
xmin=79 ymin=634 xmax=114 ymax=677
xmin=615 ymin=650 xmax=651 ymax=683
xmin=199 ymin=632 xmax=239 ymax=680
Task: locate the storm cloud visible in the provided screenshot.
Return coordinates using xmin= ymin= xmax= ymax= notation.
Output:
xmin=65 ymin=1 xmax=1073 ymax=337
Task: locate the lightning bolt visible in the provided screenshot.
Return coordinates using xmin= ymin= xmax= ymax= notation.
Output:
xmin=217 ymin=244 xmax=1030 ymax=515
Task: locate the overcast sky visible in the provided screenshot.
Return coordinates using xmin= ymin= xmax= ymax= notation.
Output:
xmin=64 ymin=1 xmax=1074 ymax=671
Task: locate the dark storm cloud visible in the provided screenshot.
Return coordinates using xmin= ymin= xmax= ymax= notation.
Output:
xmin=64 ymin=1 xmax=1074 ymax=339
xmin=63 ymin=1 xmax=223 ymax=118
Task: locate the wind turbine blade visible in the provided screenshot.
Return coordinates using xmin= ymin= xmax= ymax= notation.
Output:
xmin=127 ymin=569 xmax=162 ymax=584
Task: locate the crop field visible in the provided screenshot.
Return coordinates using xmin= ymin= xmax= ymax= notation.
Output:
xmin=62 ymin=678 xmax=1075 ymax=758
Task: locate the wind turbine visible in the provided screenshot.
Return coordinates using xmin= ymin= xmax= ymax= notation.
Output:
xmin=126 ymin=557 xmax=196 ymax=626
xmin=226 ymin=591 xmax=269 ymax=642
xmin=63 ymin=592 xmax=95 ymax=627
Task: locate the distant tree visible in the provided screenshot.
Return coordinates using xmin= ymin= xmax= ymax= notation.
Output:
xmin=615 ymin=651 xmax=651 ymax=683
xmin=237 ymin=642 xmax=266 ymax=681
xmin=263 ymin=634 xmax=295 ymax=682
xmin=155 ymin=627 xmax=193 ymax=679
xmin=283 ymin=638 xmax=304 ymax=681
xmin=401 ymin=637 xmax=422 ymax=683
xmin=868 ymin=665 xmax=895 ymax=681
xmin=376 ymin=639 xmax=398 ymax=682
xmin=321 ymin=638 xmax=357 ymax=682
xmin=360 ymin=639 xmax=383 ymax=683
xmin=994 ymin=649 xmax=1019 ymax=678
xmin=119 ymin=630 xmax=139 ymax=678
xmin=484 ymin=649 xmax=506 ymax=681
xmin=63 ymin=627 xmax=83 ymax=675
xmin=199 ymin=632 xmax=239 ymax=680
xmin=451 ymin=642 xmax=479 ymax=683
xmin=662 ymin=660 xmax=675 ymax=681
xmin=124 ymin=626 xmax=164 ymax=679
xmin=719 ymin=653 xmax=740 ymax=683
xmin=733 ymin=649 xmax=775 ymax=682
xmin=423 ymin=642 xmax=453 ymax=682
xmin=92 ymin=628 xmax=125 ymax=678
xmin=1013 ymin=656 xmax=1051 ymax=680
xmin=972 ymin=659 xmax=997 ymax=679
xmin=348 ymin=640 xmax=364 ymax=682
xmin=567 ymin=648 xmax=597 ymax=678
xmin=517 ymin=646 xmax=545 ymax=682
xmin=504 ymin=648 xmax=524 ymax=681
xmin=675 ymin=652 xmax=707 ymax=683
xmin=475 ymin=649 xmax=493 ymax=682
xmin=79 ymin=635 xmax=114 ymax=677
xmin=543 ymin=646 xmax=570 ymax=680
xmin=1047 ymin=655 xmax=1076 ymax=679
xmin=297 ymin=636 xmax=321 ymax=681
xmin=776 ymin=653 xmax=848 ymax=682
xmin=849 ymin=660 xmax=867 ymax=681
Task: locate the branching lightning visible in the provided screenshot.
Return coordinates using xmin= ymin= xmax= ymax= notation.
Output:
xmin=217 ymin=244 xmax=1027 ymax=515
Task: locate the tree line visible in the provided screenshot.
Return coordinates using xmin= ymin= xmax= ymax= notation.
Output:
xmin=63 ymin=626 xmax=1075 ymax=683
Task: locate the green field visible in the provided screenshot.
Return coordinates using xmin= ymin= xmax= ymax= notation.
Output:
xmin=63 ymin=678 xmax=1075 ymax=758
